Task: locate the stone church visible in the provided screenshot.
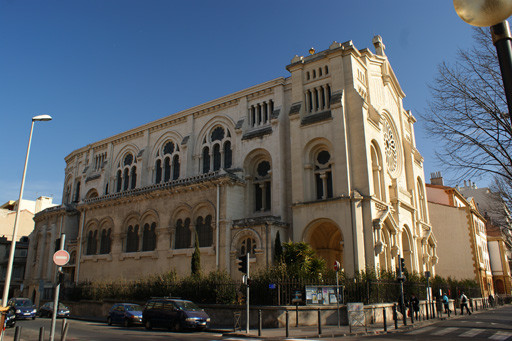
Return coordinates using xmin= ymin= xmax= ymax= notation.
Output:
xmin=24 ymin=36 xmax=437 ymax=302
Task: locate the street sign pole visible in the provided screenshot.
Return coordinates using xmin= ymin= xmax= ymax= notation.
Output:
xmin=334 ymin=261 xmax=341 ymax=328
xmin=50 ymin=234 xmax=66 ymax=341
xmin=246 ymin=253 xmax=250 ymax=334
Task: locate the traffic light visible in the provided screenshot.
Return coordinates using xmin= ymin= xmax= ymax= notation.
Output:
xmin=238 ymin=255 xmax=248 ymax=274
xmin=400 ymin=258 xmax=406 ymax=273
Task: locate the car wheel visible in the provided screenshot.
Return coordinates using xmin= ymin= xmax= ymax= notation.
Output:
xmin=144 ymin=319 xmax=152 ymax=330
xmin=123 ymin=318 xmax=130 ymax=328
xmin=107 ymin=317 xmax=112 ymax=326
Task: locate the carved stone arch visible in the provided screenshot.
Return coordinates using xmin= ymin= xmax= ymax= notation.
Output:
xmin=113 ymin=144 xmax=140 ymax=168
xmin=303 ymin=137 xmax=334 ymax=165
xmin=170 ymin=204 xmax=193 ymax=227
xmin=122 ymin=212 xmax=141 ymax=229
xmin=140 ymin=209 xmax=160 ymax=226
xmin=302 ymin=218 xmax=344 ymax=269
xmin=191 ymin=201 xmax=216 ymax=222
xmin=230 ymin=228 xmax=263 ymax=255
xmin=243 ymin=148 xmax=272 ymax=175
xmin=99 ymin=217 xmax=115 ymax=230
xmin=85 ymin=188 xmax=99 ymax=199
xmin=401 ymin=224 xmax=414 ymax=271
xmin=85 ymin=219 xmax=100 ymax=232
xmin=194 ymin=115 xmax=236 ymax=155
xmin=151 ymin=131 xmax=184 ymax=157
xmin=84 ymin=219 xmax=99 ymax=255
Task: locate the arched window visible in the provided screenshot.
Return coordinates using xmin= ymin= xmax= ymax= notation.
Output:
xmin=196 ymin=215 xmax=213 ymax=247
xmin=99 ymin=229 xmax=111 ymax=254
xmin=126 ymin=225 xmax=139 ymax=252
xmin=64 ymin=184 xmax=71 ymax=204
xmin=74 ymin=181 xmax=81 ymax=202
xmin=254 ymin=160 xmax=271 ymax=212
xmin=314 ymin=150 xmax=333 ymax=200
xmin=371 ymin=143 xmax=385 ymax=200
xmin=201 ymin=126 xmax=233 ymax=173
xmin=142 ymin=222 xmax=157 ymax=251
xmin=417 ymin=178 xmax=427 ymax=221
xmin=175 ymin=218 xmax=191 ymax=249
xmin=154 ymin=140 xmax=180 ymax=184
xmin=240 ymin=237 xmax=256 ymax=258
xmin=86 ymin=230 xmax=97 ymax=255
xmin=117 ymin=152 xmax=137 ymax=191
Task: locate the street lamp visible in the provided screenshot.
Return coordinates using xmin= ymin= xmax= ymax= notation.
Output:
xmin=453 ymin=0 xmax=512 ymax=126
xmin=2 ymin=114 xmax=52 ymax=307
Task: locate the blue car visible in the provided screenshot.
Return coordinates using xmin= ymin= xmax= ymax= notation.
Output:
xmin=107 ymin=303 xmax=143 ymax=327
xmin=7 ymin=298 xmax=37 ymax=320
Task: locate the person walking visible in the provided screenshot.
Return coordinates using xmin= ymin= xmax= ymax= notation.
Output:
xmin=409 ymin=293 xmax=420 ymax=320
xmin=442 ymin=292 xmax=451 ymax=314
xmin=460 ymin=292 xmax=471 ymax=315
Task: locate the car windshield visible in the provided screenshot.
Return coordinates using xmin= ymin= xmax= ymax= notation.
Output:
xmin=15 ymin=299 xmax=33 ymax=307
xmin=125 ymin=304 xmax=141 ymax=311
xmin=174 ymin=300 xmax=201 ymax=311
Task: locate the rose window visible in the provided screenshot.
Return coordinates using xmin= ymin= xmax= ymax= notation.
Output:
xmin=383 ymin=119 xmax=397 ymax=174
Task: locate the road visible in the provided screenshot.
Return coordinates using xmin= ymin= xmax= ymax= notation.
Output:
xmin=2 ymin=318 xmax=225 ymax=340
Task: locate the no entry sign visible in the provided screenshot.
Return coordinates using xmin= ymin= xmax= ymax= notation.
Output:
xmin=53 ymin=250 xmax=70 ymax=266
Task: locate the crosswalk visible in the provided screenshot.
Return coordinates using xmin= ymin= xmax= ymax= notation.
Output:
xmin=407 ymin=327 xmax=512 ymax=340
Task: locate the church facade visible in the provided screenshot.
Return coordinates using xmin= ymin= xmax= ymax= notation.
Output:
xmin=24 ymin=36 xmax=436 ymax=303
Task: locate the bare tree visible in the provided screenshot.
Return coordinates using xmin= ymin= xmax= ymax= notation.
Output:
xmin=422 ymin=25 xmax=512 ymax=186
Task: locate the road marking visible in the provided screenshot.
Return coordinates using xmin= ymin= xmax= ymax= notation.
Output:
xmin=459 ymin=328 xmax=484 ymax=337
xmin=431 ymin=327 xmax=459 ymax=335
xmin=407 ymin=326 xmax=436 ymax=334
xmin=489 ymin=331 xmax=512 ymax=340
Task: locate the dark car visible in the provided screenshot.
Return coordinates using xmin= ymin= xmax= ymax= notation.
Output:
xmin=7 ymin=298 xmax=37 ymax=320
xmin=142 ymin=298 xmax=210 ymax=331
xmin=37 ymin=302 xmax=70 ymax=318
xmin=107 ymin=303 xmax=142 ymax=327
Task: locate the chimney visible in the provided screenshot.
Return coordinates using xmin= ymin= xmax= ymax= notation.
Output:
xmin=430 ymin=171 xmax=444 ymax=186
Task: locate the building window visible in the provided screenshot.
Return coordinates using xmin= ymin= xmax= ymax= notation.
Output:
xmin=154 ymin=141 xmax=180 ymax=184
xmin=142 ymin=222 xmax=157 ymax=251
xmin=305 ymin=84 xmax=331 ymax=114
xmin=249 ymin=100 xmax=274 ymax=128
xmin=201 ymin=126 xmax=233 ymax=173
xmin=315 ymin=150 xmax=333 ymax=200
xmin=175 ymin=218 xmax=191 ymax=249
xmin=196 ymin=215 xmax=213 ymax=247
xmin=74 ymin=181 xmax=81 ymax=202
xmin=417 ymin=178 xmax=427 ymax=221
xmin=254 ymin=160 xmax=271 ymax=212
xmin=99 ymin=229 xmax=111 ymax=254
xmin=116 ymin=152 xmax=137 ymax=192
xmin=126 ymin=225 xmax=139 ymax=252
xmin=86 ymin=230 xmax=97 ymax=255
xmin=371 ymin=143 xmax=385 ymax=201
xmin=240 ymin=237 xmax=256 ymax=257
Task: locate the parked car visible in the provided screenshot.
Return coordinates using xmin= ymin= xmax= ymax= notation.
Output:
xmin=107 ymin=303 xmax=143 ymax=327
xmin=7 ymin=298 xmax=37 ymax=320
xmin=37 ymin=302 xmax=70 ymax=318
xmin=142 ymin=297 xmax=210 ymax=331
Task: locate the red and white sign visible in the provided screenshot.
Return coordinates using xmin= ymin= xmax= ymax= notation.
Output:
xmin=53 ymin=250 xmax=70 ymax=266
xmin=334 ymin=261 xmax=341 ymax=271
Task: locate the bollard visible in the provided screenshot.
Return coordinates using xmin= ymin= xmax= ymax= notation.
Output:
xmin=431 ymin=301 xmax=436 ymax=319
xmin=60 ymin=321 xmax=69 ymax=341
xmin=39 ymin=327 xmax=45 ymax=341
xmin=296 ymin=303 xmax=299 ymax=327
xmin=258 ymin=310 xmax=262 ymax=337
xmin=471 ymin=299 xmax=474 ymax=312
xmin=454 ymin=301 xmax=457 ymax=316
xmin=286 ymin=310 xmax=289 ymax=338
xmin=62 ymin=318 xmax=67 ymax=335
xmin=383 ymin=308 xmax=387 ymax=332
xmin=317 ymin=308 xmax=321 ymax=336
xmin=393 ymin=304 xmax=398 ymax=330
xmin=14 ymin=326 xmax=21 ymax=341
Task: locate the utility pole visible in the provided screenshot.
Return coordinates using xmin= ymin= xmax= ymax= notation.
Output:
xmin=246 ymin=253 xmax=250 ymax=334
xmin=398 ymin=256 xmax=406 ymax=326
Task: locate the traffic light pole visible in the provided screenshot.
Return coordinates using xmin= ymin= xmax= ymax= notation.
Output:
xmin=398 ymin=256 xmax=406 ymax=326
xmin=50 ymin=234 xmax=65 ymax=341
xmin=246 ymin=253 xmax=249 ymax=334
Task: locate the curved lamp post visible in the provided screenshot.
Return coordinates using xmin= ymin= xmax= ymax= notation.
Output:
xmin=453 ymin=0 xmax=512 ymax=127
xmin=2 ymin=114 xmax=52 ymax=307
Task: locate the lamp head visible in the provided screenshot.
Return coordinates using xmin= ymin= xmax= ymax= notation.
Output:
xmin=32 ymin=114 xmax=52 ymax=121
xmin=453 ymin=0 xmax=512 ymax=27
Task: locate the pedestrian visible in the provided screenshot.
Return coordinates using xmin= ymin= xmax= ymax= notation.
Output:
xmin=489 ymin=294 xmax=495 ymax=307
xmin=460 ymin=292 xmax=471 ymax=315
xmin=409 ymin=293 xmax=420 ymax=320
xmin=442 ymin=292 xmax=451 ymax=314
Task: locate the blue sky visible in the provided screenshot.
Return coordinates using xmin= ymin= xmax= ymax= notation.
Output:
xmin=0 ymin=1 xmax=487 ymax=205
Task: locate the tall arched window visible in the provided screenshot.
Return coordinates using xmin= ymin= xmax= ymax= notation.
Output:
xmin=196 ymin=215 xmax=213 ymax=247
xmin=142 ymin=222 xmax=157 ymax=251
xmin=371 ymin=143 xmax=385 ymax=201
xmin=86 ymin=230 xmax=97 ymax=255
xmin=175 ymin=218 xmax=191 ymax=249
xmin=240 ymin=237 xmax=256 ymax=258
xmin=254 ymin=160 xmax=271 ymax=212
xmin=201 ymin=126 xmax=233 ymax=173
xmin=417 ymin=178 xmax=427 ymax=221
xmin=74 ymin=181 xmax=81 ymax=202
xmin=155 ymin=141 xmax=180 ymax=183
xmin=117 ymin=153 xmax=137 ymax=192
xmin=314 ymin=150 xmax=333 ymax=200
xmin=99 ymin=228 xmax=111 ymax=254
xmin=126 ymin=225 xmax=139 ymax=252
